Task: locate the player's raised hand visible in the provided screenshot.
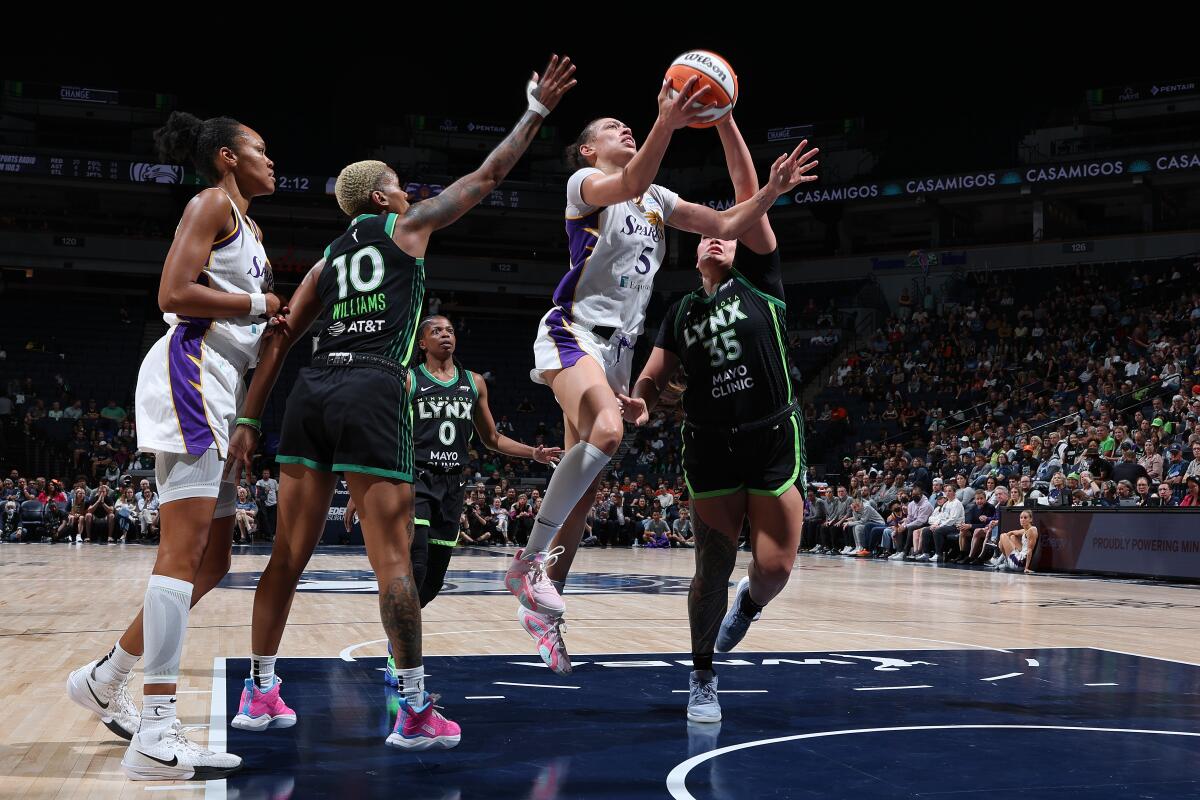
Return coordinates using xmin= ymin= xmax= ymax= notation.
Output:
xmin=529 ymin=55 xmax=577 ymax=115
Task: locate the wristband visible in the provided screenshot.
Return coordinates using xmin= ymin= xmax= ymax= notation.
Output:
xmin=249 ymin=293 xmax=267 ymax=317
xmin=236 ymin=417 xmax=262 ymax=434
xmin=526 ymin=80 xmax=550 ymax=118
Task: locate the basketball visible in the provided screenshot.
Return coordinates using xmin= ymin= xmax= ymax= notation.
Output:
xmin=664 ymin=50 xmax=738 ymax=128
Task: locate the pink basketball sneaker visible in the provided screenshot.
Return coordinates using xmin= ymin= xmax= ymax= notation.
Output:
xmin=504 ymin=546 xmax=566 ymax=616
xmin=386 ymin=693 xmax=461 ymax=751
xmin=231 ymin=678 xmax=297 ymax=731
xmin=518 ymin=606 xmax=572 ymax=675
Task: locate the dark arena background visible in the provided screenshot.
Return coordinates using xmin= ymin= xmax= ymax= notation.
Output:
xmin=3 ymin=38 xmax=1200 ymax=799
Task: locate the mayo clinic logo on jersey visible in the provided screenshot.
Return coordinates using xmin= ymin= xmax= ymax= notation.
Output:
xmin=219 ymin=569 xmax=700 ymax=595
xmin=129 ymin=163 xmax=184 ymax=184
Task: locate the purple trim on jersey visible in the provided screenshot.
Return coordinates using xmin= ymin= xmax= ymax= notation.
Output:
xmin=552 ymin=212 xmax=600 ymax=314
xmin=211 ymin=212 xmax=242 ymax=251
xmin=545 ymin=308 xmax=586 ymax=370
xmin=168 ymin=320 xmax=216 ymax=456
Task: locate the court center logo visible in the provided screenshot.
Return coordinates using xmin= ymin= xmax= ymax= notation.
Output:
xmin=220 ymin=568 xmax=697 ymax=595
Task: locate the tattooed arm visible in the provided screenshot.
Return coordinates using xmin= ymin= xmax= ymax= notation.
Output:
xmin=471 ymin=372 xmax=563 ymax=463
xmin=394 ymin=55 xmax=576 ymax=252
xmin=688 ymin=507 xmax=739 ymax=661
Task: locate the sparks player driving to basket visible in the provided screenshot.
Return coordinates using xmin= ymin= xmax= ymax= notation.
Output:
xmin=507 ymin=75 xmax=820 ymax=675
xmin=621 ymin=111 xmax=818 ymax=722
xmin=223 ymin=56 xmax=576 ymax=752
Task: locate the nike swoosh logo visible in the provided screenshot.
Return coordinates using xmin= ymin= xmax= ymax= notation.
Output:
xmin=419 ymin=386 xmax=439 ymax=393
xmin=137 ymin=751 xmax=179 ymax=767
xmin=85 ymin=676 xmax=109 ymax=710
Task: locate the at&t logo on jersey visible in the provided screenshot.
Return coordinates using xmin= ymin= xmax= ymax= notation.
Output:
xmin=326 ymin=321 xmax=346 ymax=337
xmin=350 ymin=319 xmax=386 ymax=333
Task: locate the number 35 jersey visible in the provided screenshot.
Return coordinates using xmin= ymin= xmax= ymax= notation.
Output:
xmin=656 ymin=248 xmax=793 ymax=428
xmin=411 ymin=363 xmax=479 ymax=471
xmin=312 ymin=212 xmax=425 ymax=363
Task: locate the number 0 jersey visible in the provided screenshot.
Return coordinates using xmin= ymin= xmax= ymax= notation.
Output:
xmin=656 ymin=248 xmax=794 ymax=428
xmin=312 ymin=213 xmax=425 ymax=363
xmin=411 ymin=363 xmax=479 ymax=471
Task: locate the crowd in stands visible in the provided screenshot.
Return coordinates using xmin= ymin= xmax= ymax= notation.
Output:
xmin=6 ymin=259 xmax=1200 ymax=580
xmin=450 ymin=472 xmax=694 ymax=550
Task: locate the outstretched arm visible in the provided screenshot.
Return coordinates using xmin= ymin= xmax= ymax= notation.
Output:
xmin=577 ymin=77 xmax=717 ymax=207
xmin=667 ymin=140 xmax=819 ymax=240
xmin=619 ymin=346 xmax=681 ymax=425
xmin=715 ymin=115 xmax=777 ymax=254
xmin=223 ymin=260 xmax=325 ymax=483
xmin=397 ymin=55 xmax=577 ymax=244
xmin=471 ymin=373 xmax=562 ymax=464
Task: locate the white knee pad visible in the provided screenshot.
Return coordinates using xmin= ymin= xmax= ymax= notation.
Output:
xmin=142 ymin=575 xmax=193 ymax=683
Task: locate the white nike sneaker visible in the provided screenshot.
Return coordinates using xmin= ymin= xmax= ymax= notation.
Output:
xmin=122 ymin=720 xmax=242 ymax=781
xmin=67 ymin=660 xmax=140 ymax=740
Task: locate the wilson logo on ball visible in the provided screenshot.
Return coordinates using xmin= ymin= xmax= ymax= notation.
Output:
xmin=665 ymin=50 xmax=738 ymax=129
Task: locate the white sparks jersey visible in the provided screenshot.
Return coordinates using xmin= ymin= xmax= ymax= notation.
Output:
xmin=162 ymin=190 xmax=272 ymax=370
xmin=551 ymin=167 xmax=679 ymax=336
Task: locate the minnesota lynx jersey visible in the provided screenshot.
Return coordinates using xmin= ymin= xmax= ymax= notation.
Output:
xmin=411 ymin=363 xmax=478 ymax=471
xmin=312 ymin=213 xmax=424 ymax=363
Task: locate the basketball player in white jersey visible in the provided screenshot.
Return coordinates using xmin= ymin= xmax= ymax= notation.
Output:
xmin=507 ymin=77 xmax=819 ymax=672
xmin=66 ymin=111 xmax=281 ymax=781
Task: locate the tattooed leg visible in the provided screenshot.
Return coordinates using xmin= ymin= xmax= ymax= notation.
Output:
xmin=347 ymin=474 xmax=422 ymax=667
xmin=689 ymin=498 xmax=745 ymax=669
xmin=379 ymin=516 xmax=422 ymax=667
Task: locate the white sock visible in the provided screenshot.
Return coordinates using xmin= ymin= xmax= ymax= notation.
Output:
xmin=524 ymin=442 xmax=610 ymax=554
xmin=251 ymin=653 xmax=276 ymax=691
xmin=140 ymin=694 xmax=177 ymax=735
xmin=142 ymin=575 xmax=193 ymax=684
xmin=94 ymin=642 xmax=139 ymax=684
xmin=398 ymin=665 xmax=425 ymax=707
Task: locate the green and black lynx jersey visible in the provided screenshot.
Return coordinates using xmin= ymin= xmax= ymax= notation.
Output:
xmin=656 ymin=248 xmax=793 ymax=427
xmin=411 ymin=363 xmax=478 ymax=470
xmin=312 ymin=213 xmax=425 ymax=362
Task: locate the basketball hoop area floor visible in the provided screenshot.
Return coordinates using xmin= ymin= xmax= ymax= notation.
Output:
xmin=4 ymin=544 xmax=1199 ymax=798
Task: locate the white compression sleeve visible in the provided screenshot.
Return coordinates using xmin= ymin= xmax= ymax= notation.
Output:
xmin=142 ymin=575 xmax=193 ymax=684
xmin=524 ymin=442 xmax=610 ymax=554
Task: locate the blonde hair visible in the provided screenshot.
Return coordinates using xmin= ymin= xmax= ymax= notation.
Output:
xmin=334 ymin=160 xmax=392 ymax=217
